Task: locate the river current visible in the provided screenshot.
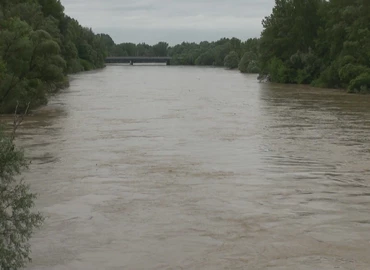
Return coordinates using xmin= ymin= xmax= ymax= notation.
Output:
xmin=11 ymin=65 xmax=370 ymax=269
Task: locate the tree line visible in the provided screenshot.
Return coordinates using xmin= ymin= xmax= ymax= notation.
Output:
xmin=0 ymin=0 xmax=108 ymax=114
xmin=0 ymin=0 xmax=109 ymax=268
xmin=107 ymin=0 xmax=370 ymax=93
xmin=260 ymin=0 xmax=370 ymax=93
xmin=105 ymin=37 xmax=261 ymax=74
xmin=3 ymin=0 xmax=367 ymax=116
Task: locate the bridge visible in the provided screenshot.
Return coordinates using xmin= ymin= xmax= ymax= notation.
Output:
xmin=105 ymin=56 xmax=172 ymax=65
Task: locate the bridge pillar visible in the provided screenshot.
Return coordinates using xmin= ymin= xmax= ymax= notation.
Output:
xmin=130 ymin=61 xmax=133 ymax=65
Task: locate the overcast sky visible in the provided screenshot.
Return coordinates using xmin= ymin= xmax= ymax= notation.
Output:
xmin=60 ymin=0 xmax=275 ymax=45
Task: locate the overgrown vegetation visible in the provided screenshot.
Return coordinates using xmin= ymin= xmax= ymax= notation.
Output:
xmin=0 ymin=129 xmax=43 ymax=269
xmin=259 ymin=0 xmax=370 ymax=92
xmin=168 ymin=38 xmax=259 ymax=68
xmin=224 ymin=51 xmax=240 ymax=69
xmin=0 ymin=106 xmax=43 ymax=269
xmin=0 ymin=0 xmax=109 ymax=113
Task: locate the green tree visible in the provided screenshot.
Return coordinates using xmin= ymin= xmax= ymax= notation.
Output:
xmin=152 ymin=42 xmax=168 ymax=56
xmin=98 ymin=34 xmax=115 ymax=56
xmin=224 ymin=51 xmax=239 ymax=69
xmin=349 ymin=73 xmax=370 ymax=93
xmin=230 ymin=37 xmax=242 ymax=56
xmin=37 ymin=0 xmax=64 ymax=22
xmin=259 ymin=0 xmax=324 ymax=74
xmin=0 ymin=129 xmax=43 ymax=269
xmin=239 ymin=52 xmax=259 ymax=73
xmin=213 ymin=42 xmax=232 ymax=66
xmin=0 ymin=18 xmax=66 ymax=113
xmin=0 ymin=0 xmax=109 ymax=112
xmin=315 ymin=0 xmax=370 ymax=90
xmin=259 ymin=0 xmax=370 ymax=92
xmin=241 ymin=38 xmax=259 ymax=56
xmin=268 ymin=57 xmax=292 ymax=83
xmin=195 ymin=51 xmax=215 ymax=66
xmin=136 ymin=43 xmax=154 ymax=56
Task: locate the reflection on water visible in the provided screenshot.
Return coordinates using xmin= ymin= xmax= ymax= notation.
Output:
xmin=8 ymin=66 xmax=370 ymax=269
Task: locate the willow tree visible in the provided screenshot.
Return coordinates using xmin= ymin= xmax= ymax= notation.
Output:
xmin=0 ymin=128 xmax=43 ymax=269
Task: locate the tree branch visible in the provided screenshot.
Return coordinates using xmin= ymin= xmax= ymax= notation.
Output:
xmin=11 ymin=101 xmax=30 ymax=141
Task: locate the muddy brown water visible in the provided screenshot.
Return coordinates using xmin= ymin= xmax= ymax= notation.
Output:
xmin=7 ymin=65 xmax=370 ymax=269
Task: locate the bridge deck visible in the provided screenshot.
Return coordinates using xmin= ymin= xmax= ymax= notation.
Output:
xmin=105 ymin=57 xmax=171 ymax=64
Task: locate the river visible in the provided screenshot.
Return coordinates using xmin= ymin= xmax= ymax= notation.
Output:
xmin=14 ymin=65 xmax=370 ymax=269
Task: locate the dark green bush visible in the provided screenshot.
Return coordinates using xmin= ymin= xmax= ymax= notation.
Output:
xmin=224 ymin=51 xmax=239 ymax=69
xmin=348 ymin=73 xmax=370 ymax=93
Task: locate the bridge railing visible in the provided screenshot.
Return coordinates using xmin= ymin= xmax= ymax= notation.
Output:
xmin=105 ymin=56 xmax=172 ymax=65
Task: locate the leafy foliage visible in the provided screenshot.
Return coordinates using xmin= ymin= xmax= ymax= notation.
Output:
xmin=167 ymin=38 xmax=259 ymax=70
xmin=349 ymin=73 xmax=370 ymax=93
xmin=239 ymin=52 xmax=259 ymax=73
xmin=259 ymin=0 xmax=370 ymax=92
xmin=0 ymin=0 xmax=109 ymax=113
xmin=224 ymin=51 xmax=239 ymax=69
xmin=0 ymin=130 xmax=43 ymax=269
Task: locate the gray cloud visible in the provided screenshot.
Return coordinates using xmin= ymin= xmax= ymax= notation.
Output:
xmin=60 ymin=0 xmax=275 ymax=45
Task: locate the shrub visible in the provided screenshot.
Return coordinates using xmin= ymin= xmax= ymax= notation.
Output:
xmin=246 ymin=60 xmax=260 ymax=73
xmin=79 ymin=59 xmax=94 ymax=71
xmin=239 ymin=51 xmax=258 ymax=73
xmin=195 ymin=51 xmax=215 ymax=66
xmin=268 ymin=57 xmax=291 ymax=83
xmin=338 ymin=64 xmax=370 ymax=85
xmin=224 ymin=51 xmax=239 ymax=69
xmin=315 ymin=61 xmax=341 ymax=88
xmin=348 ymin=72 xmax=370 ymax=93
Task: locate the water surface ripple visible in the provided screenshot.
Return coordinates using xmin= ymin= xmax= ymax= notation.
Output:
xmin=17 ymin=66 xmax=370 ymax=269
